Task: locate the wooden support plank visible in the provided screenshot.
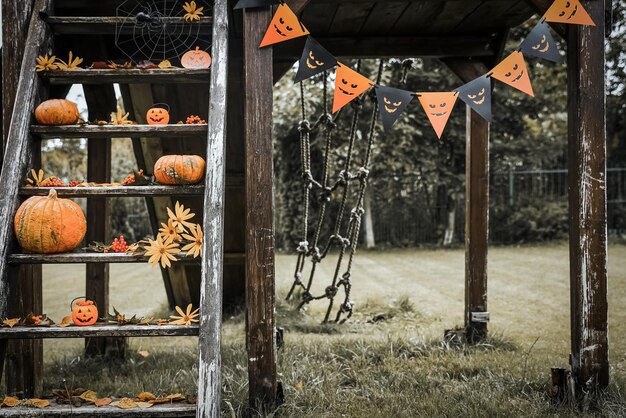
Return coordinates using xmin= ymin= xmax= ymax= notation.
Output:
xmin=0 ymin=325 xmax=199 ymax=339
xmin=243 ymin=5 xmax=278 ymax=410
xmin=567 ymin=0 xmax=608 ymax=392
xmin=20 ymin=185 xmax=208 ymax=197
xmin=45 ymin=16 xmax=213 ymax=35
xmin=7 ymin=252 xmax=244 ymax=265
xmin=196 ymin=0 xmax=228 ymax=416
xmin=31 ymin=124 xmax=208 ymax=138
xmin=40 ymin=69 xmax=211 ymax=85
xmin=0 ymin=403 xmax=196 ymax=417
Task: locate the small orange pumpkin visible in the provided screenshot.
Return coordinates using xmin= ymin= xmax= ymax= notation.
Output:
xmin=154 ymin=155 xmax=206 ymax=185
xmin=14 ymin=189 xmax=87 ymax=254
xmin=146 ymin=105 xmax=170 ymax=125
xmin=34 ymin=99 xmax=79 ymax=125
xmin=71 ymin=298 xmax=98 ymax=326
xmin=181 ymin=46 xmax=211 ymax=69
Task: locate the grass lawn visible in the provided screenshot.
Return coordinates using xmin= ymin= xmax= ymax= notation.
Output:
xmin=4 ymin=242 xmax=626 ymax=417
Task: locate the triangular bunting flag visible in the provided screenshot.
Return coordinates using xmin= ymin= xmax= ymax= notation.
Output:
xmin=490 ymin=51 xmax=534 ymax=97
xmin=544 ymin=0 xmax=595 ymax=26
xmin=260 ymin=4 xmax=310 ymax=48
xmin=295 ymin=37 xmax=338 ymax=82
xmin=332 ymin=63 xmax=374 ymax=113
xmin=234 ymin=0 xmax=280 ymax=10
xmin=455 ymin=75 xmax=493 ymax=122
xmin=375 ymin=86 xmax=414 ymax=133
xmin=519 ymin=20 xmax=563 ymax=63
xmin=417 ymin=92 xmax=458 ymax=140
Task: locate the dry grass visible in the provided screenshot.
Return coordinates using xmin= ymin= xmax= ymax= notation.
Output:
xmin=3 ymin=242 xmax=626 ymax=417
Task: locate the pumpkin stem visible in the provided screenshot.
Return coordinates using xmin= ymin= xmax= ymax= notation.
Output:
xmin=47 ymin=188 xmax=58 ymax=199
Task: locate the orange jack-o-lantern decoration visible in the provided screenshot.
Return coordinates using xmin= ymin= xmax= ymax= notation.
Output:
xmin=490 ymin=51 xmax=534 ymax=97
xmin=544 ymin=0 xmax=594 ymax=26
xmin=260 ymin=4 xmax=309 ymax=47
xmin=71 ymin=298 xmax=98 ymax=326
xmin=146 ymin=104 xmax=170 ymax=125
xmin=332 ymin=63 xmax=374 ymax=113
xmin=417 ymin=92 xmax=459 ymax=140
xmin=181 ymin=47 xmax=212 ymax=69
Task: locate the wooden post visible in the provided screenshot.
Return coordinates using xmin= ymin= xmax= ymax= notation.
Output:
xmin=567 ymin=0 xmax=608 ymax=391
xmin=243 ymin=5 xmax=278 ymax=409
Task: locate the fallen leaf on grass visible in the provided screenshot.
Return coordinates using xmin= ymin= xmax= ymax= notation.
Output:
xmin=2 ymin=318 xmax=20 ymax=328
xmin=95 ymin=397 xmax=112 ymax=407
xmin=1 ymin=396 xmax=20 ymax=407
xmin=79 ymin=390 xmax=98 ymax=403
xmin=295 ymin=381 xmax=304 ymax=391
xmin=23 ymin=398 xmax=50 ymax=408
xmin=137 ymin=392 xmax=156 ymax=402
xmin=137 ymin=350 xmax=151 ymax=358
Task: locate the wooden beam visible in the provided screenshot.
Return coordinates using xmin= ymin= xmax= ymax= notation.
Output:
xmin=31 ymin=124 xmax=208 ymax=138
xmin=567 ymin=0 xmax=608 ymax=392
xmin=523 ymin=0 xmax=566 ymax=37
xmin=40 ymin=69 xmax=211 ymax=85
xmin=0 ymin=324 xmax=199 ymax=339
xmin=244 ymin=5 xmax=278 ymax=410
xmin=196 ymin=0 xmax=228 ymax=416
xmin=288 ymin=0 xmax=312 ymax=15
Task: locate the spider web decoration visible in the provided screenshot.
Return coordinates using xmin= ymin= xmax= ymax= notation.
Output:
xmin=115 ymin=0 xmax=212 ymax=64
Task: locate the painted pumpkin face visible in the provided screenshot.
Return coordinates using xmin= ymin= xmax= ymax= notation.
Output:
xmin=181 ymin=47 xmax=211 ymax=69
xmin=455 ymin=75 xmax=493 ymax=122
xmin=306 ymin=51 xmax=325 ymax=69
xmin=417 ymin=92 xmax=458 ymax=140
xmin=72 ymin=300 xmax=98 ymax=326
xmin=467 ymin=88 xmax=486 ymax=105
xmin=491 ymin=51 xmax=534 ymax=97
xmin=332 ymin=63 xmax=373 ymax=113
xmin=375 ymin=86 xmax=414 ymax=133
xmin=544 ymin=0 xmax=594 ymax=25
xmin=146 ymin=106 xmax=170 ymax=125
xmin=383 ymin=97 xmax=402 ymax=114
xmin=532 ymin=34 xmax=550 ymax=53
xmin=260 ymin=4 xmax=309 ymax=47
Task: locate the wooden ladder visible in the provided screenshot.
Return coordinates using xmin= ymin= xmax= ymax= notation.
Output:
xmin=0 ymin=0 xmax=228 ymax=416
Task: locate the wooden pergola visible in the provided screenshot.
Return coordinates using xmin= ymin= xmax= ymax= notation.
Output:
xmin=0 ymin=0 xmax=610 ymax=412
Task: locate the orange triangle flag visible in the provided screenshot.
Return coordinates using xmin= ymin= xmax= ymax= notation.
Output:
xmin=544 ymin=0 xmax=595 ymax=26
xmin=260 ymin=4 xmax=310 ymax=48
xmin=490 ymin=51 xmax=534 ymax=97
xmin=332 ymin=63 xmax=374 ymax=113
xmin=417 ymin=92 xmax=458 ymax=140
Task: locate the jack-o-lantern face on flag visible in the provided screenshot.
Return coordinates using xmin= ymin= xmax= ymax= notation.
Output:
xmin=544 ymin=0 xmax=595 ymax=26
xmin=374 ymin=86 xmax=414 ymax=133
xmin=332 ymin=63 xmax=373 ymax=113
xmin=295 ymin=37 xmax=337 ymax=82
xmin=417 ymin=92 xmax=458 ymax=140
xmin=455 ymin=75 xmax=493 ymax=122
xmin=260 ymin=4 xmax=310 ymax=48
xmin=490 ymin=51 xmax=534 ymax=97
xmin=519 ymin=20 xmax=562 ymax=63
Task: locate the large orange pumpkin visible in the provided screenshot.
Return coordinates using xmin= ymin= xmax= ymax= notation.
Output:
xmin=154 ymin=155 xmax=206 ymax=185
xmin=14 ymin=189 xmax=87 ymax=254
xmin=34 ymin=99 xmax=79 ymax=125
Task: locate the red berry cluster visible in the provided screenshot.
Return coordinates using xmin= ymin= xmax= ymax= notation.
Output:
xmin=40 ymin=176 xmax=66 ymax=187
xmin=122 ymin=169 xmax=144 ymax=186
xmin=68 ymin=180 xmax=82 ymax=187
xmin=185 ymin=115 xmax=206 ymax=124
xmin=105 ymin=235 xmax=128 ymax=253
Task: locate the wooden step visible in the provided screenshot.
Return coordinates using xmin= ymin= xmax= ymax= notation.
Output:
xmin=46 ymin=16 xmax=213 ymax=35
xmin=40 ymin=69 xmax=211 ymax=84
xmin=32 ymin=124 xmax=208 ymax=138
xmin=0 ymin=324 xmax=199 ymax=339
xmin=7 ymin=252 xmax=245 ymax=265
xmin=20 ymin=185 xmax=205 ymax=197
xmin=0 ymin=403 xmax=196 ymax=417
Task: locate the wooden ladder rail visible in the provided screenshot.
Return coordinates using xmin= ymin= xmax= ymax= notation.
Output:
xmin=0 ymin=0 xmax=52 ymax=383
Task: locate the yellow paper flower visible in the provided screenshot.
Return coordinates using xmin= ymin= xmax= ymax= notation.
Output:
xmin=167 ymin=201 xmax=196 ymax=233
xmin=181 ymin=223 xmax=203 ymax=258
xmin=183 ymin=1 xmax=204 ymax=22
xmin=159 ymin=219 xmax=181 ymax=243
xmin=55 ymin=51 xmax=84 ymax=70
xmin=110 ymin=108 xmax=133 ymax=125
xmin=169 ymin=304 xmax=199 ymax=325
xmin=35 ymin=54 xmax=57 ymax=72
xmin=144 ymin=235 xmax=179 ymax=268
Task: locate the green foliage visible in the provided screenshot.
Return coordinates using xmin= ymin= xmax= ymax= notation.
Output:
xmin=492 ymin=199 xmax=569 ymax=243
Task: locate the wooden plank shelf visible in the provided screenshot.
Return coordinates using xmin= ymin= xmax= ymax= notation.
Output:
xmin=31 ymin=124 xmax=208 ymax=138
xmin=0 ymin=324 xmax=199 ymax=339
xmin=19 ymin=185 xmax=205 ymax=197
xmin=45 ymin=16 xmax=213 ymax=35
xmin=0 ymin=403 xmax=196 ymax=417
xmin=7 ymin=252 xmax=244 ymax=265
xmin=39 ymin=69 xmax=211 ymax=84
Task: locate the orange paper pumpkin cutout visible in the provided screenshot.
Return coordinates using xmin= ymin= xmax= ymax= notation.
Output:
xmin=490 ymin=51 xmax=534 ymax=97
xmin=332 ymin=63 xmax=374 ymax=113
xmin=544 ymin=0 xmax=595 ymax=26
xmin=260 ymin=4 xmax=310 ymax=48
xmin=417 ymin=92 xmax=458 ymax=140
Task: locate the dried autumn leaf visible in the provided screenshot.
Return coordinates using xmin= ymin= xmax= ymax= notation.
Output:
xmin=2 ymin=318 xmax=20 ymax=328
xmin=95 ymin=397 xmax=112 ymax=407
xmin=148 ymin=397 xmax=171 ymax=405
xmin=110 ymin=108 xmax=134 ymax=125
xmin=79 ymin=390 xmax=98 ymax=403
xmin=158 ymin=60 xmax=173 ymax=69
xmin=23 ymin=398 xmax=50 ymax=408
xmin=90 ymin=61 xmax=110 ymax=69
xmin=138 ymin=317 xmax=154 ymax=326
xmin=36 ymin=54 xmax=58 ymax=72
xmin=136 ymin=60 xmax=159 ymax=70
xmin=137 ymin=350 xmax=151 ymax=358
xmin=165 ymin=393 xmax=186 ymax=402
xmin=59 ymin=316 xmax=73 ymax=327
xmin=137 ymin=392 xmax=156 ymax=402
xmin=137 ymin=401 xmax=153 ymax=409
xmin=2 ymin=396 xmax=20 ymax=407
xmin=116 ymin=397 xmax=138 ymax=409
xmin=55 ymin=51 xmax=84 ymax=70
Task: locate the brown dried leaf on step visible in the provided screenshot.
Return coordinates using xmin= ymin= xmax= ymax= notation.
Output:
xmin=165 ymin=393 xmax=186 ymax=402
xmin=136 ymin=60 xmax=158 ymax=69
xmin=112 ymin=398 xmax=137 ymax=409
xmin=1 ymin=396 xmax=20 ymax=407
xmin=23 ymin=398 xmax=50 ymax=408
xmin=79 ymin=390 xmax=98 ymax=403
xmin=59 ymin=316 xmax=72 ymax=328
xmin=187 ymin=395 xmax=197 ymax=404
xmin=137 ymin=402 xmax=153 ymax=409
xmin=2 ymin=318 xmax=20 ymax=328
xmin=158 ymin=60 xmax=173 ymax=69
xmin=90 ymin=61 xmax=110 ymax=69
xmin=95 ymin=397 xmax=112 ymax=407
xmin=148 ymin=397 xmax=171 ymax=405
xmin=137 ymin=392 xmax=156 ymax=402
